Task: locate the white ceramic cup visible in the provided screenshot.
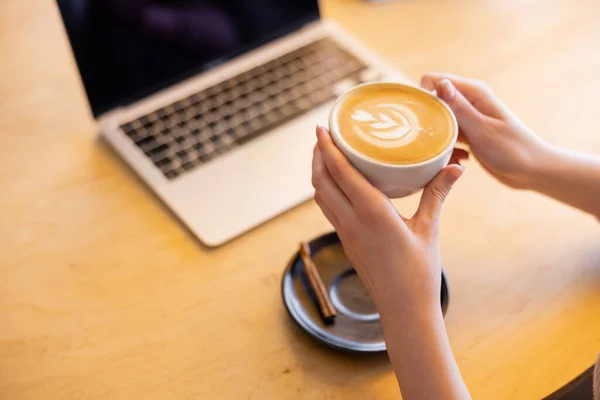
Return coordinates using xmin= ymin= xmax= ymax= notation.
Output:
xmin=328 ymin=82 xmax=458 ymax=198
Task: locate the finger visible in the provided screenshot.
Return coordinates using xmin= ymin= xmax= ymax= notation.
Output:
xmin=435 ymin=79 xmax=490 ymax=136
xmin=316 ymin=125 xmax=378 ymax=205
xmin=314 ymin=193 xmax=340 ymax=228
xmin=457 ymin=129 xmax=468 ymax=144
xmin=421 ymin=73 xmax=506 ymax=118
xmin=415 ymin=164 xmax=464 ymax=223
xmin=449 ymin=148 xmax=470 ymax=166
xmin=312 ymin=144 xmax=354 ymax=217
xmin=422 ymin=73 xmax=485 ymax=103
xmin=420 ymin=74 xmax=437 ymax=92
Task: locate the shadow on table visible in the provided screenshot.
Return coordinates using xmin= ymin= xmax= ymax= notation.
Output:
xmin=282 ymin=315 xmax=394 ymax=390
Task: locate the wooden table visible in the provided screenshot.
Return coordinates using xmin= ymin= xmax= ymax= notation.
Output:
xmin=1 ymin=0 xmax=600 ymax=398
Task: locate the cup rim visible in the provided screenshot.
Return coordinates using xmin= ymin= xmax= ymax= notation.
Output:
xmin=328 ymin=81 xmax=459 ymax=169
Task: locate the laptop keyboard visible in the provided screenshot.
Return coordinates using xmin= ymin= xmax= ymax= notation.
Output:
xmin=120 ymin=38 xmax=368 ymax=180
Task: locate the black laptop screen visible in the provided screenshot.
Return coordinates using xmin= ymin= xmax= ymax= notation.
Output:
xmin=57 ymin=0 xmax=320 ymax=117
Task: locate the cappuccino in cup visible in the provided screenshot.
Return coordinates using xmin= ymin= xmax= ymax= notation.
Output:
xmin=329 ymin=82 xmax=458 ymax=198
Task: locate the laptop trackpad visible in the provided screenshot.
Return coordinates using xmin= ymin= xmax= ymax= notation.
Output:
xmin=170 ymin=104 xmax=330 ymax=245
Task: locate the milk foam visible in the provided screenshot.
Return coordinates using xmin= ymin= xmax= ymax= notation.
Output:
xmin=350 ymin=102 xmax=422 ymax=149
xmin=333 ymin=83 xmax=455 ymax=165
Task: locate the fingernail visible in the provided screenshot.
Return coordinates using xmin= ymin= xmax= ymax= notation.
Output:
xmin=316 ymin=125 xmax=325 ymax=136
xmin=438 ymin=79 xmax=456 ymax=102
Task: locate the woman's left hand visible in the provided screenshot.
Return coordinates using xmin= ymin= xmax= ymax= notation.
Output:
xmin=311 ymin=125 xmax=463 ymax=317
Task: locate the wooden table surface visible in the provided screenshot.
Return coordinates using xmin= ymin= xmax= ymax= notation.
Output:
xmin=1 ymin=0 xmax=600 ymax=399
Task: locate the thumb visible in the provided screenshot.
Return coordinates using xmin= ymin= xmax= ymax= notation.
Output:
xmin=437 ymin=79 xmax=484 ymax=134
xmin=416 ymin=164 xmax=464 ymax=223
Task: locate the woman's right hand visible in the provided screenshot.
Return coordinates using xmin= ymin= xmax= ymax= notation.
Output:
xmin=421 ymin=73 xmax=550 ymax=189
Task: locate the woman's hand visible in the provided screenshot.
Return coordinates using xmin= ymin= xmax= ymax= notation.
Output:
xmin=311 ymin=125 xmax=462 ymax=316
xmin=421 ymin=73 xmax=549 ymax=189
xmin=312 ymin=125 xmax=470 ymax=399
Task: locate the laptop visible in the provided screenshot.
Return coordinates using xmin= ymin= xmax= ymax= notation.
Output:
xmin=57 ymin=0 xmax=407 ymax=246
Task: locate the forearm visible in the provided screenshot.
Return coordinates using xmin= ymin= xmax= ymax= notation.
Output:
xmin=377 ymin=299 xmax=470 ymax=400
xmin=527 ymin=144 xmax=600 ymax=219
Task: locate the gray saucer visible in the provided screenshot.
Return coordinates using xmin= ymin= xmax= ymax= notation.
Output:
xmin=282 ymin=231 xmax=449 ymax=353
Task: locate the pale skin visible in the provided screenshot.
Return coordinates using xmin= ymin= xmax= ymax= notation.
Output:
xmin=311 ymin=73 xmax=600 ymax=399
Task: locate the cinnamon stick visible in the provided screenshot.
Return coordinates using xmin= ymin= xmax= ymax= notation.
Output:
xmin=299 ymin=242 xmax=336 ymax=324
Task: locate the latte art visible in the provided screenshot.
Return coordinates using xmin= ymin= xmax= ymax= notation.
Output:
xmin=333 ymin=84 xmax=455 ymax=165
xmin=351 ymin=103 xmax=421 ymax=147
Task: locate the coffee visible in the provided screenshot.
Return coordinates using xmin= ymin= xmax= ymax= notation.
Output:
xmin=332 ymin=83 xmax=455 ymax=165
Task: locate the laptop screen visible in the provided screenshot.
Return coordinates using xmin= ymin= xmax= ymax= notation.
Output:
xmin=57 ymin=0 xmax=320 ymax=117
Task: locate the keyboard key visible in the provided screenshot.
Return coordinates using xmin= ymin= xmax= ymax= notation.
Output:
xmin=145 ymin=142 xmax=169 ymax=156
xmin=136 ymin=135 xmax=156 ymax=148
xmin=182 ymin=161 xmax=198 ymax=171
xmin=165 ymin=170 xmax=179 ymax=180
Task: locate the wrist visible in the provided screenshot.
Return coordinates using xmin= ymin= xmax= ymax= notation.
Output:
xmin=513 ymin=141 xmax=558 ymax=191
xmin=379 ymin=300 xmax=448 ymax=366
xmin=380 ymin=304 xmax=445 ymax=345
xmin=375 ymin=286 xmax=443 ymax=329
xmin=361 ymin=269 xmax=442 ymax=323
